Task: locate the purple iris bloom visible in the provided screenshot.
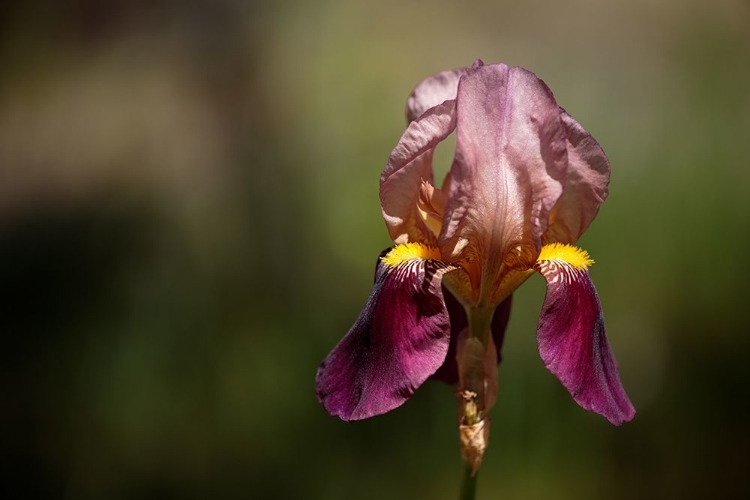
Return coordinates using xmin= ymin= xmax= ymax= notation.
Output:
xmin=316 ymin=60 xmax=634 ymax=470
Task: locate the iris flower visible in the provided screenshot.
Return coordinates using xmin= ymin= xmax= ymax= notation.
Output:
xmin=316 ymin=60 xmax=634 ymax=471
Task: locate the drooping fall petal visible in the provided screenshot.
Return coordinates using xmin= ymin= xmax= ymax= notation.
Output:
xmin=543 ymin=110 xmax=611 ymax=245
xmin=534 ymin=244 xmax=635 ymax=425
xmin=432 ymin=290 xmax=513 ymax=385
xmin=439 ymin=62 xmax=568 ymax=304
xmin=381 ymin=100 xmax=457 ymax=245
xmin=316 ymin=245 xmax=456 ymax=421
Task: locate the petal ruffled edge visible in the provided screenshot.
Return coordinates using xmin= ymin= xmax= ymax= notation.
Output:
xmin=405 ymin=61 xmax=482 ymax=122
xmin=316 ymin=246 xmax=456 ymax=421
xmin=381 ymin=100 xmax=457 ymax=244
xmin=534 ymin=244 xmax=635 ymax=425
xmin=543 ymin=110 xmax=611 ymax=245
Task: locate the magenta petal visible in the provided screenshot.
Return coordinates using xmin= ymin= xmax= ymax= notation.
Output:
xmin=432 ymin=290 xmax=513 ymax=385
xmin=316 ymin=252 xmax=454 ymax=421
xmin=535 ymin=261 xmax=635 ymax=425
xmin=544 ymin=110 xmax=611 ymax=244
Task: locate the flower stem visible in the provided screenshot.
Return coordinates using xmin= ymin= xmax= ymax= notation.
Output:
xmin=459 ymin=463 xmax=477 ymax=500
xmin=461 ymin=307 xmax=495 ymax=414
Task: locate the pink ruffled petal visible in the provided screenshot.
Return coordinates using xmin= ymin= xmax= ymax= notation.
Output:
xmin=316 ymin=251 xmax=455 ymax=421
xmin=381 ymin=100 xmax=457 ymax=244
xmin=406 ymin=61 xmax=481 ymax=122
xmin=544 ymin=111 xmax=611 ymax=244
xmin=534 ymin=257 xmax=635 ymax=425
xmin=439 ymin=63 xmax=567 ymax=301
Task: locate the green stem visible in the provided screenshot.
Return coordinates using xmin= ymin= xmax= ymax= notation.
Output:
xmin=459 ymin=463 xmax=477 ymax=500
xmin=462 ymin=307 xmax=495 ymax=414
xmin=468 ymin=307 xmax=494 ymax=344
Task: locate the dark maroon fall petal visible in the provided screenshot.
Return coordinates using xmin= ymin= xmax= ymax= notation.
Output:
xmin=534 ymin=261 xmax=635 ymax=425
xmin=316 ymin=253 xmax=454 ymax=421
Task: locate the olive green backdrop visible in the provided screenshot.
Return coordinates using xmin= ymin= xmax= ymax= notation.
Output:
xmin=1 ymin=1 xmax=748 ymax=498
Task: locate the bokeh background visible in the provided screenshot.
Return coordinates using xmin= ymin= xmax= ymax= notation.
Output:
xmin=1 ymin=0 xmax=749 ymax=498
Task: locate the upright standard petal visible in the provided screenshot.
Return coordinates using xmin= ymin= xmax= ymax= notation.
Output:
xmin=381 ymin=100 xmax=457 ymax=244
xmin=439 ymin=63 xmax=568 ymax=305
xmin=316 ymin=244 xmax=456 ymax=421
xmin=406 ymin=61 xmax=481 ymax=122
xmin=534 ymin=244 xmax=635 ymax=425
xmin=543 ymin=111 xmax=611 ymax=244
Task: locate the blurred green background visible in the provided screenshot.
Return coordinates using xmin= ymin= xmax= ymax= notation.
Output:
xmin=1 ymin=0 xmax=748 ymax=498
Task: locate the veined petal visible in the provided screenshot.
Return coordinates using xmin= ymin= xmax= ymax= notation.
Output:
xmin=439 ymin=63 xmax=567 ymax=304
xmin=534 ymin=244 xmax=635 ymax=425
xmin=544 ymin=111 xmax=611 ymax=244
xmin=316 ymin=245 xmax=456 ymax=421
xmin=381 ymin=100 xmax=457 ymax=244
xmin=432 ymin=290 xmax=512 ymax=385
xmin=406 ymin=61 xmax=481 ymax=123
